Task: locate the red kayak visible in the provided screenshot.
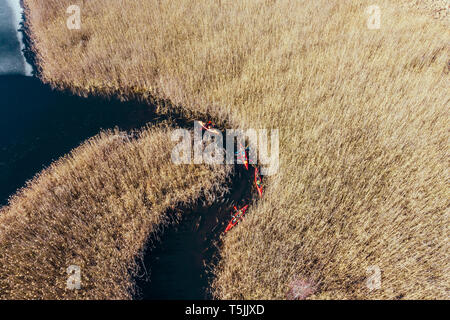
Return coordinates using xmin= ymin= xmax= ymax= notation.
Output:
xmin=236 ymin=143 xmax=249 ymax=170
xmin=224 ymin=205 xmax=249 ymax=233
xmin=254 ymin=167 xmax=263 ymax=198
xmin=199 ymin=120 xmax=221 ymax=135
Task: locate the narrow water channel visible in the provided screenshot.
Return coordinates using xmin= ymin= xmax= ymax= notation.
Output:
xmin=1 ymin=0 xmax=254 ymax=299
xmin=135 ymin=166 xmax=254 ymax=299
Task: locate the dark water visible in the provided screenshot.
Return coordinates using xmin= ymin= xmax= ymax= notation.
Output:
xmin=0 ymin=75 xmax=162 ymax=206
xmin=135 ymin=166 xmax=254 ymax=299
xmin=0 ymin=73 xmax=255 ymax=299
xmin=1 ymin=2 xmax=165 ymax=205
xmin=0 ymin=74 xmax=254 ymax=299
xmin=0 ymin=0 xmax=255 ymax=300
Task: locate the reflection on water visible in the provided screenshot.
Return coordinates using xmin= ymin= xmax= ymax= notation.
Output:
xmin=0 ymin=0 xmax=32 ymax=75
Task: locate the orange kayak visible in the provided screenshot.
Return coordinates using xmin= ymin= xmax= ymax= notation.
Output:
xmin=199 ymin=120 xmax=221 ymax=135
xmin=236 ymin=143 xmax=249 ymax=170
xmin=225 ymin=205 xmax=249 ymax=233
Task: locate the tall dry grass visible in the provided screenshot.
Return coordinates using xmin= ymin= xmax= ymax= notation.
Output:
xmin=0 ymin=126 xmax=228 ymax=299
xmin=20 ymin=0 xmax=450 ymax=299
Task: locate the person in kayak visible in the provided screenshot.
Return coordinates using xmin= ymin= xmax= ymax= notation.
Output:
xmin=199 ymin=120 xmax=221 ymax=135
xmin=225 ymin=205 xmax=249 ymax=233
xmin=255 ymin=167 xmax=263 ymax=197
xmin=236 ymin=143 xmax=249 ymax=170
xmin=204 ymin=121 xmax=213 ymax=129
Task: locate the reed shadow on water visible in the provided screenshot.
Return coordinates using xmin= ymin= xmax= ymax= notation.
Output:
xmin=134 ymin=164 xmax=254 ymax=300
xmin=0 ymin=75 xmax=168 ymax=206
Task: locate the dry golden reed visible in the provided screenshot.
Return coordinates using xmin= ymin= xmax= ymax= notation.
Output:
xmin=0 ymin=126 xmax=229 ymax=299
xmin=17 ymin=0 xmax=450 ymax=299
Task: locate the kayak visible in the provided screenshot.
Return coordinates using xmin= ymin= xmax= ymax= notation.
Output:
xmin=198 ymin=120 xmax=212 ymax=130
xmin=224 ymin=205 xmax=249 ymax=233
xmin=254 ymin=167 xmax=263 ymax=198
xmin=236 ymin=143 xmax=249 ymax=170
xmin=199 ymin=120 xmax=221 ymax=135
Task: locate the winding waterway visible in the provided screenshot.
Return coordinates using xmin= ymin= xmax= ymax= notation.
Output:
xmin=0 ymin=0 xmax=253 ymax=299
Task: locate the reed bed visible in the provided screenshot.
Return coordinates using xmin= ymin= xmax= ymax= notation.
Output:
xmin=0 ymin=126 xmax=229 ymax=299
xmin=16 ymin=0 xmax=450 ymax=299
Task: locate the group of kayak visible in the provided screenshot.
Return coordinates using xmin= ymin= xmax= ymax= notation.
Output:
xmin=199 ymin=121 xmax=263 ymax=233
